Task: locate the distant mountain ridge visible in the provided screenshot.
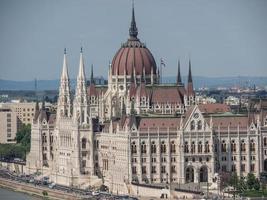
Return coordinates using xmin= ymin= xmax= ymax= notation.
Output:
xmin=0 ymin=76 xmax=267 ymax=90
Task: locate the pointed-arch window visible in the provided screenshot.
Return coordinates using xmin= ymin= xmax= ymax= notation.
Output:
xmin=170 ymin=141 xmax=176 ymax=153
xmin=151 ymin=141 xmax=157 ymax=154
xmin=221 ymin=140 xmax=227 ymax=152
xmin=190 ymin=121 xmax=195 ymax=130
xmin=264 ymin=137 xmax=267 ymax=147
xmin=197 ymin=120 xmax=202 ymax=130
xmin=250 ymin=139 xmax=255 ymax=152
xmin=241 ymin=140 xmax=246 ymax=152
xmin=204 ymin=141 xmax=210 ymax=153
xmin=82 ymin=138 xmax=86 ymax=149
xmin=161 ymin=141 xmax=167 ymax=154
xmin=231 ymin=140 xmax=236 ymax=152
xmin=198 ymin=141 xmax=202 ymax=153
xmin=131 ymin=141 xmax=137 ymax=154
xmin=141 ymin=141 xmax=147 ymax=154
xmin=184 ymin=141 xmax=189 ymax=153
xmin=191 ymin=141 xmax=196 ymax=153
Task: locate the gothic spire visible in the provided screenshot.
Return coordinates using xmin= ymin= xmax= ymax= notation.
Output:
xmin=129 ymin=1 xmax=138 ymax=39
xmin=90 ymin=64 xmax=95 ymax=85
xmin=188 ymin=59 xmax=192 ymax=83
xmin=177 ymin=60 xmax=182 ymax=85
xmin=78 ymin=47 xmax=85 ymax=79
xmin=61 ymin=48 xmax=69 ymax=80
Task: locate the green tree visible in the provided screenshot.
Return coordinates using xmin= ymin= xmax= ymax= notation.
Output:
xmin=254 ymin=179 xmax=260 ymax=191
xmin=16 ymin=124 xmax=31 ymax=152
xmin=247 ymin=173 xmax=256 ymax=190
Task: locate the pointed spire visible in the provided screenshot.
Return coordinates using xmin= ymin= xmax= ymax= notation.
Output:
xmin=90 ymin=64 xmax=94 ymax=85
xmin=78 ymin=47 xmax=85 ymax=79
xmin=61 ymin=48 xmax=69 ymax=79
xmin=41 ymin=99 xmax=45 ymax=110
xmin=129 ymin=0 xmax=138 ymax=39
xmin=188 ymin=59 xmax=192 ymax=83
xmin=177 ymin=60 xmax=182 ymax=85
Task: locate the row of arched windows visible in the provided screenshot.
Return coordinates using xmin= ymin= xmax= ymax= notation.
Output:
xmin=190 ymin=120 xmax=202 ymax=131
xmin=184 ymin=141 xmax=210 ymax=153
xmin=131 ymin=140 xmax=176 ymax=154
xmin=221 ymin=139 xmax=255 ymax=153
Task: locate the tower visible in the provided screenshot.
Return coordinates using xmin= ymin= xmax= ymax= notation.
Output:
xmin=73 ymin=47 xmax=89 ymax=124
xmin=177 ymin=60 xmax=182 ymax=85
xmin=186 ymin=59 xmax=195 ymax=106
xmin=56 ymin=48 xmax=71 ymax=120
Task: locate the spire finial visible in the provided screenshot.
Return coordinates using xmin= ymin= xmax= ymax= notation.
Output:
xmin=188 ymin=59 xmax=192 ymax=83
xmin=80 ymin=46 xmax=83 ymax=53
xmin=177 ymin=59 xmax=182 ymax=84
xmin=90 ymin=64 xmax=94 ymax=84
xmin=129 ymin=0 xmax=138 ymax=39
xmin=64 ymin=48 xmax=67 ymax=54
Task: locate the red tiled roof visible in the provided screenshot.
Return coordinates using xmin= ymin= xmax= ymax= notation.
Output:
xmin=138 ymin=117 xmax=181 ymax=129
xmin=151 ymin=87 xmax=182 ymax=104
xmin=199 ymin=103 xmax=231 ymax=114
xmin=87 ymin=84 xmax=98 ymax=96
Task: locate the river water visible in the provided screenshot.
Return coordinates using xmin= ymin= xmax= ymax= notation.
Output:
xmin=0 ymin=187 xmax=40 ymax=200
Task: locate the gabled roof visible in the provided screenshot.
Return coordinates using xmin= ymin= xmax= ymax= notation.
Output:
xmin=198 ymin=103 xmax=231 ymax=114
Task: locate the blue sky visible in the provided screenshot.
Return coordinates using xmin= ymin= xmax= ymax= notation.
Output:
xmin=0 ymin=0 xmax=266 ymax=81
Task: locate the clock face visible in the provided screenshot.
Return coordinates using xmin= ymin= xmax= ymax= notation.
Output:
xmin=193 ymin=113 xmax=199 ymax=119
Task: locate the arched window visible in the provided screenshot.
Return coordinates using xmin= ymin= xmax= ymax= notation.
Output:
xmin=184 ymin=141 xmax=189 ymax=153
xmin=204 ymin=141 xmax=210 ymax=153
xmin=161 ymin=141 xmax=167 ymax=154
xmin=250 ymin=139 xmax=255 ymax=152
xmin=198 ymin=141 xmax=202 ymax=153
xmin=151 ymin=141 xmax=157 ymax=154
xmin=197 ymin=120 xmax=202 ymax=130
xmin=190 ymin=121 xmax=195 ymax=130
xmin=170 ymin=141 xmax=176 ymax=153
xmin=221 ymin=140 xmax=227 ymax=152
xmin=231 ymin=140 xmax=236 ymax=152
xmin=241 ymin=140 xmax=246 ymax=152
xmin=191 ymin=141 xmax=196 ymax=153
xmin=82 ymin=138 xmax=86 ymax=149
xmin=141 ymin=141 xmax=147 ymax=154
xmin=131 ymin=141 xmax=137 ymax=154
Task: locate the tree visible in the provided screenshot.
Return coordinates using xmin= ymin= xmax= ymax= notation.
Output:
xmin=247 ymin=173 xmax=257 ymax=190
xmin=16 ymin=124 xmax=31 ymax=152
xmin=254 ymin=179 xmax=260 ymax=191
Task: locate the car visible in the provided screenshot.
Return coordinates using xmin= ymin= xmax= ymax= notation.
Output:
xmin=92 ymin=191 xmax=100 ymax=196
xmin=49 ymin=182 xmax=56 ymax=189
xmin=29 ymin=179 xmax=35 ymax=183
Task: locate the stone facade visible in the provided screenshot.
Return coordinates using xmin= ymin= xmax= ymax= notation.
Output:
xmin=25 ymin=6 xmax=267 ymax=197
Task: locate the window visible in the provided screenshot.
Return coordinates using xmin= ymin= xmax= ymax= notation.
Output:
xmin=184 ymin=141 xmax=189 ymax=153
xmin=82 ymin=160 xmax=86 ymax=167
xmin=141 ymin=141 xmax=147 ymax=154
xmin=250 ymin=139 xmax=255 ymax=152
xmin=151 ymin=141 xmax=157 ymax=154
xmin=142 ymin=166 xmax=147 ymax=174
xmin=198 ymin=141 xmax=202 ymax=153
xmin=151 ymin=157 xmax=156 ymax=163
xmin=231 ymin=140 xmax=236 ymax=152
xmin=204 ymin=141 xmax=210 ymax=153
xmin=221 ymin=140 xmax=227 ymax=152
xmin=161 ymin=166 xmax=166 ymax=173
xmin=161 ymin=141 xmax=167 ymax=154
xmin=191 ymin=141 xmax=196 ymax=153
xmin=197 ymin=120 xmax=202 ymax=130
xmin=190 ymin=121 xmax=195 ymax=130
xmin=152 ymin=166 xmax=156 ymax=174
xmin=250 ymin=164 xmax=255 ymax=172
xmin=241 ymin=140 xmax=246 ymax=152
xmin=141 ymin=157 xmax=146 ymax=163
xmin=241 ymin=164 xmax=246 ymax=172
xmin=222 ymin=165 xmax=227 ymax=172
xmin=264 ymin=137 xmax=267 ymax=146
xmin=170 ymin=141 xmax=176 ymax=153
xmin=82 ymin=138 xmax=86 ymax=149
xmin=131 ymin=142 xmax=137 ymax=154
xmin=199 ymin=157 xmax=202 ymax=162
xmin=132 ymin=166 xmax=137 ymax=174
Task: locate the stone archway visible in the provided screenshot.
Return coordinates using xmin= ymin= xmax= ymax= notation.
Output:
xmin=264 ymin=159 xmax=267 ymax=171
xmin=185 ymin=166 xmax=194 ymax=183
xmin=199 ymin=166 xmax=208 ymax=182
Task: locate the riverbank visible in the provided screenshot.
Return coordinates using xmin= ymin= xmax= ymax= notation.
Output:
xmin=0 ymin=177 xmax=81 ymax=200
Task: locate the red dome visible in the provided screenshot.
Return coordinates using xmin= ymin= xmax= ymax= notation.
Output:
xmin=111 ymin=39 xmax=157 ymax=76
xmin=111 ymin=5 xmax=157 ymax=76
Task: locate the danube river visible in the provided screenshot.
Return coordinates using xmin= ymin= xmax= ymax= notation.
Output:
xmin=0 ymin=187 xmax=40 ymax=200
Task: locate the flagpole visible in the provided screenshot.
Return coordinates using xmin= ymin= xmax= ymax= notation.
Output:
xmin=160 ymin=58 xmax=163 ymax=84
